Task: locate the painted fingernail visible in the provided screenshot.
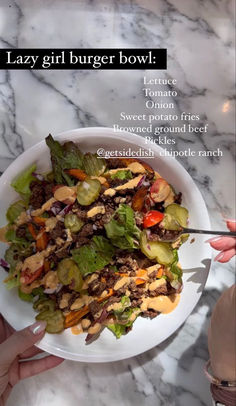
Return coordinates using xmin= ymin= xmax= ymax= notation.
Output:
xmin=205 ymin=237 xmax=222 ymax=243
xmin=29 ymin=321 xmax=47 ymax=335
xmin=214 ymin=252 xmax=224 ymax=262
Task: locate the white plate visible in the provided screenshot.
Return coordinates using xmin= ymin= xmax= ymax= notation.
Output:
xmin=0 ymin=127 xmax=211 ymax=362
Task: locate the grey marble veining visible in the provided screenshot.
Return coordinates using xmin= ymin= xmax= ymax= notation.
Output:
xmin=0 ymin=0 xmax=235 ymax=405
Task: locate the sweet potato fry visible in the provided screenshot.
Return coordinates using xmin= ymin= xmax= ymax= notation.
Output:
xmin=33 ymin=216 xmax=47 ymax=226
xmin=66 ymin=169 xmax=87 ymax=181
xmin=64 ymin=289 xmax=114 ymax=328
xmin=135 ymin=278 xmax=146 ymax=285
xmin=28 ymin=223 xmax=38 ymax=240
xmin=36 ymin=230 xmax=48 ymax=251
xmin=136 ymin=269 xmax=147 ymax=277
xmin=132 ymin=186 xmax=148 ymax=211
xmin=64 ymin=306 xmax=90 ymax=328
xmin=44 ymin=259 xmax=51 ymax=273
xmin=156 ymin=268 xmax=163 ymax=278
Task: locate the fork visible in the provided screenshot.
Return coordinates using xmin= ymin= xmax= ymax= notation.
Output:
xmin=158 ymin=227 xmax=236 ymax=242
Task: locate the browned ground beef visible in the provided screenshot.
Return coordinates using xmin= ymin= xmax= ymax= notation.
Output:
xmin=174 ymin=192 xmax=182 ymax=205
xmin=29 ymin=181 xmax=45 ymax=209
xmin=141 ymin=310 xmax=159 ymax=319
xmin=146 ymin=171 xmax=155 ymax=181
xmin=106 ymin=158 xmax=126 ymax=169
xmin=29 ymin=181 xmax=54 ymax=209
xmin=54 ymin=247 xmax=70 ymax=259
xmin=88 ymin=280 xmax=106 ymax=296
xmin=16 ymin=225 xmax=27 ymax=239
xmin=75 ymin=207 xmax=88 ymax=220
xmin=44 ymin=183 xmax=54 ymax=201
xmin=49 ymin=221 xmax=67 ymax=241
xmin=148 ymin=227 xmax=180 ymax=242
xmin=99 ymin=268 xmax=120 ymax=289
xmin=109 ymin=178 xmax=129 ymax=188
xmin=135 ymin=254 xmax=154 ymax=269
xmin=89 ymin=300 xmax=101 ymax=316
xmin=152 ymin=202 xmax=165 ymax=212
xmin=117 ymin=188 xmax=136 ymax=197
xmin=130 ymin=298 xmax=143 ymax=308
xmin=149 ymin=284 xmax=168 ymax=297
xmin=75 ymin=237 xmax=90 ymax=248
xmin=79 ymin=223 xmax=94 ymax=238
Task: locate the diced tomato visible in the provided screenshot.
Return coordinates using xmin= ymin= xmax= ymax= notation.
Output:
xmin=150 ymin=178 xmax=170 ymax=202
xmin=143 ymin=210 xmax=164 ymax=228
xmin=20 ymin=265 xmax=44 ymax=285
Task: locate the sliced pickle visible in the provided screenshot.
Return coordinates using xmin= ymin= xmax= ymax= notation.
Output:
xmin=140 ymin=231 xmax=174 ymax=265
xmin=165 ymin=204 xmax=189 ymax=227
xmin=83 ymin=153 xmax=106 ymax=176
xmin=33 ymin=298 xmax=56 ymax=312
xmin=36 ymin=310 xmax=65 ymax=334
xmin=161 ymin=213 xmax=181 ymax=231
xmin=64 ymin=213 xmax=84 ymax=233
xmin=57 ymin=258 xmax=83 ymax=292
xmin=77 ymin=179 xmax=101 ymax=206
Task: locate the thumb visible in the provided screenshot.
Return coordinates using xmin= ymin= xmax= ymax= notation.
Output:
xmin=225 ymin=219 xmax=236 ymax=232
xmin=0 ymin=321 xmax=47 ymax=366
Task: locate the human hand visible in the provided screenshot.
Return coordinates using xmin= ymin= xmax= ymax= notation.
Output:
xmin=0 ymin=315 xmax=64 ymax=406
xmin=206 ymin=220 xmax=236 ymax=262
xmin=208 ymin=284 xmax=236 ymax=382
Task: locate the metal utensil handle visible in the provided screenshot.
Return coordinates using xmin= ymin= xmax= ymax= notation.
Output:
xmin=184 ymin=228 xmax=236 ymax=237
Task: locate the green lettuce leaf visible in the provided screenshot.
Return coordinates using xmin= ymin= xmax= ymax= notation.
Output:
xmin=72 ymin=235 xmax=115 ymax=276
xmin=6 ymin=200 xmax=26 ymax=224
xmin=111 ymin=170 xmax=132 ymax=180
xmin=11 ymin=164 xmax=36 ymax=201
xmin=113 ymin=296 xmax=131 ymax=316
xmin=5 ymin=228 xmax=31 ymax=246
xmin=4 ymin=242 xmax=32 ymax=270
xmin=107 ymin=323 xmax=126 ymax=339
xmin=4 ymin=268 xmax=20 ymax=290
xmin=46 ymin=135 xmax=83 ymax=185
xmin=104 ymin=204 xmax=141 ymax=249
xmin=169 ymin=249 xmax=182 ymax=284
xmin=108 ymin=308 xmax=140 ymax=338
xmin=18 ymin=287 xmax=33 ymax=302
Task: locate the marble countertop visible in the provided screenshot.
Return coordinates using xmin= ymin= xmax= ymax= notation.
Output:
xmin=0 ymin=0 xmax=235 ymax=405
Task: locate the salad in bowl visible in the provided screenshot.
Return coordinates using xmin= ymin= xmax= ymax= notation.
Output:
xmin=0 ymin=135 xmax=189 ymax=344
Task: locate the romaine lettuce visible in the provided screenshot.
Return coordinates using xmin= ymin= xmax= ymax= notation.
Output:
xmin=113 ymin=296 xmax=131 ymax=315
xmin=105 ymin=204 xmax=141 ymax=249
xmin=108 ymin=308 xmax=140 ymax=338
xmin=46 ymin=135 xmax=83 ymax=185
xmin=107 ymin=323 xmax=126 ymax=339
xmin=6 ymin=200 xmax=26 ymax=224
xmin=4 ymin=269 xmax=20 ymax=290
xmin=11 ymin=164 xmax=36 ymax=201
xmin=111 ymin=170 xmax=132 ymax=180
xmin=72 ymin=235 xmax=115 ymax=276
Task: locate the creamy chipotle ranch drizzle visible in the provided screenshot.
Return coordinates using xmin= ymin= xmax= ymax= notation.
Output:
xmin=103 ymin=175 xmax=143 ymax=197
xmin=141 ymin=294 xmax=180 ymax=314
